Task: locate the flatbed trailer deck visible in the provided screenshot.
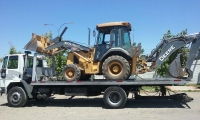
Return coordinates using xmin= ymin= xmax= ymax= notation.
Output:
xmin=30 ymin=78 xmax=189 ymax=86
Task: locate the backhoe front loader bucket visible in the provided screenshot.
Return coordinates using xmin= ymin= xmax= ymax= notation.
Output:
xmin=24 ymin=33 xmax=56 ymax=55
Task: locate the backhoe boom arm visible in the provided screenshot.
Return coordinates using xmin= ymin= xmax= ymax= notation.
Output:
xmin=148 ymin=33 xmax=200 ymax=79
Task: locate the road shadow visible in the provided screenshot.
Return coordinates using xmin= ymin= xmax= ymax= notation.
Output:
xmin=0 ymin=96 xmax=192 ymax=109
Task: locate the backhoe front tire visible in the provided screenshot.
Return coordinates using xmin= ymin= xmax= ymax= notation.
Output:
xmin=62 ymin=64 xmax=81 ymax=81
xmin=102 ymin=56 xmax=130 ymax=80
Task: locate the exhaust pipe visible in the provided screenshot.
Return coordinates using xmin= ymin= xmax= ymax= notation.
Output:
xmin=88 ymin=28 xmax=90 ymax=47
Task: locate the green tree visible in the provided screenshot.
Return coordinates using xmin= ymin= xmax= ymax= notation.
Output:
xmin=132 ymin=42 xmax=144 ymax=54
xmin=17 ymin=51 xmax=22 ymax=54
xmin=0 ymin=58 xmax=2 ymax=62
xmin=42 ymin=31 xmax=53 ymax=68
xmin=9 ymin=44 xmax=22 ymax=54
xmin=42 ymin=31 xmax=68 ymax=77
xmin=55 ymin=51 xmax=68 ymax=77
xmin=156 ymin=29 xmax=188 ymax=77
xmin=8 ymin=46 xmax=19 ymax=67
xmin=9 ymin=46 xmax=18 ymax=54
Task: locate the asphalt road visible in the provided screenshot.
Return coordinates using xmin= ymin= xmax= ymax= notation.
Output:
xmin=0 ymin=92 xmax=200 ymax=120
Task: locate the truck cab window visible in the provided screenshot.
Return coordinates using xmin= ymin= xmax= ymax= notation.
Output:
xmin=37 ymin=59 xmax=43 ymax=67
xmin=26 ymin=57 xmax=43 ymax=68
xmin=27 ymin=58 xmax=33 ymax=68
xmin=7 ymin=56 xmax=18 ymax=69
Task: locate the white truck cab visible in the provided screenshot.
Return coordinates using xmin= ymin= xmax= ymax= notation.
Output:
xmin=0 ymin=53 xmax=44 ymax=93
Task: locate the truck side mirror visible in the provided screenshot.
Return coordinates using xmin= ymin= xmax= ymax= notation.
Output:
xmin=1 ymin=68 xmax=6 ymax=78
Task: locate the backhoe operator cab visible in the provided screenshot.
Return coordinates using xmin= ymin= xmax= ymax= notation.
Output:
xmin=94 ymin=22 xmax=132 ymax=61
xmin=64 ymin=22 xmax=137 ymax=81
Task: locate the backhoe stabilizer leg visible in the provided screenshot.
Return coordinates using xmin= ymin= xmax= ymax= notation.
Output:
xmin=185 ymin=36 xmax=200 ymax=80
xmin=185 ymin=68 xmax=193 ymax=80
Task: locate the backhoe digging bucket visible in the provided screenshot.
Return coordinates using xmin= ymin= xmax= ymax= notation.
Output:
xmin=169 ymin=54 xmax=184 ymax=78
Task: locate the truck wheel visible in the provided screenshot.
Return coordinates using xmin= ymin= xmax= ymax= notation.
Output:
xmin=102 ymin=56 xmax=130 ymax=80
xmin=7 ymin=87 xmax=28 ymax=107
xmin=103 ymin=86 xmax=127 ymax=109
xmin=62 ymin=64 xmax=81 ymax=81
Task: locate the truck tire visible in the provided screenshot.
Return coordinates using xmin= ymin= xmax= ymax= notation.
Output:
xmin=7 ymin=87 xmax=28 ymax=107
xmin=102 ymin=55 xmax=130 ymax=80
xmin=62 ymin=64 xmax=81 ymax=81
xmin=103 ymin=86 xmax=127 ymax=109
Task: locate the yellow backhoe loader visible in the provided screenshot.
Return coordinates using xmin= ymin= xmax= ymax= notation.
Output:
xmin=24 ymin=22 xmax=146 ymax=81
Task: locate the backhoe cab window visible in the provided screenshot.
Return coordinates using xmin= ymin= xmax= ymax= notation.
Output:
xmin=111 ymin=29 xmax=120 ymax=48
xmin=97 ymin=33 xmax=103 ymax=44
xmin=121 ymin=27 xmax=131 ymax=52
xmin=97 ymin=32 xmax=109 ymax=44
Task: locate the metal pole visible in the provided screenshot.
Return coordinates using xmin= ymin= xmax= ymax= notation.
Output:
xmin=58 ymin=22 xmax=73 ymax=35
xmin=32 ymin=53 xmax=37 ymax=82
xmin=44 ymin=22 xmax=73 ymax=36
xmin=88 ymin=28 xmax=90 ymax=46
xmin=132 ymin=29 xmax=135 ymax=45
xmin=44 ymin=24 xmax=59 ymax=36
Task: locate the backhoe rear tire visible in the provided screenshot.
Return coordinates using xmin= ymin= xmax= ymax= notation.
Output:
xmin=62 ymin=64 xmax=81 ymax=81
xmin=102 ymin=55 xmax=130 ymax=80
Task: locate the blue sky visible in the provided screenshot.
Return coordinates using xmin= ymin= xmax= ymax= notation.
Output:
xmin=0 ymin=0 xmax=200 ymax=58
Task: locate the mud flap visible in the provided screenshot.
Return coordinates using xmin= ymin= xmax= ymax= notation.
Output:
xmin=169 ymin=54 xmax=184 ymax=78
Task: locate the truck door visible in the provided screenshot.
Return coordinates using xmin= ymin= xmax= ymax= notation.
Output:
xmin=0 ymin=55 xmax=21 ymax=87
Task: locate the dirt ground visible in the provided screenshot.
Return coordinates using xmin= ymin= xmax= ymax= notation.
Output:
xmin=0 ymin=92 xmax=200 ymax=120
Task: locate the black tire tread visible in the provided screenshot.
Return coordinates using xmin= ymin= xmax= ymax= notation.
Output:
xmin=7 ymin=86 xmax=28 ymax=107
xmin=103 ymin=86 xmax=127 ymax=109
xmin=102 ymin=55 xmax=130 ymax=80
xmin=62 ymin=64 xmax=81 ymax=81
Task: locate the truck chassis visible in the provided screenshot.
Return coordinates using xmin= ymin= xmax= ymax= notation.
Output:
xmin=1 ymin=76 xmax=192 ymax=109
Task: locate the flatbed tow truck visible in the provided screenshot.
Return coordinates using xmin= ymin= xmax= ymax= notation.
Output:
xmin=0 ymin=21 xmax=199 ymax=108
